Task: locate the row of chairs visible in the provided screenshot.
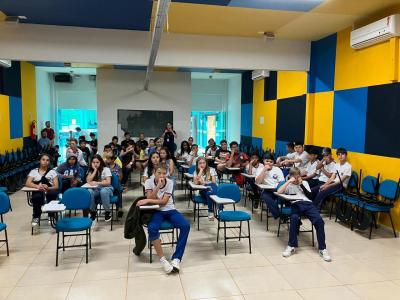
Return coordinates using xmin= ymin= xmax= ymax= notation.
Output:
xmin=0 ymin=144 xmax=41 ymax=192
xmin=336 ymin=170 xmax=400 ymax=239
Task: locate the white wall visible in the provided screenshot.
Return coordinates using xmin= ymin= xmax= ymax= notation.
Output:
xmin=0 ymin=23 xmax=310 ymax=71
xmin=55 ymin=75 xmax=97 ymax=110
xmin=192 ymin=79 xmax=227 ymax=111
xmin=227 ymin=75 xmax=242 ymax=143
xmin=35 ymin=70 xmax=52 ymax=130
xmin=97 ymin=69 xmax=191 ymax=150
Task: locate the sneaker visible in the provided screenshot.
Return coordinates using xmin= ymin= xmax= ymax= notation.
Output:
xmin=171 ymin=258 xmax=180 ymax=273
xmin=104 ymin=212 xmax=112 ymax=222
xmin=208 ymin=212 xmax=214 ymax=221
xmin=90 ymin=211 xmax=97 ymax=221
xmin=117 ymin=210 xmax=124 ymax=218
xmin=160 ymin=257 xmax=173 ymax=274
xmin=282 ymin=246 xmax=295 ymax=257
xmin=31 ymin=218 xmax=39 ymax=227
xmin=319 ymin=249 xmax=332 ymax=262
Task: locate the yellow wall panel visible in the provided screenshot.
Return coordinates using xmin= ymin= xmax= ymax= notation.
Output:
xmin=335 ymin=27 xmax=394 ymax=90
xmin=310 ymin=91 xmax=334 ymax=148
xmin=277 ymin=71 xmax=308 ymax=99
xmin=0 ymin=94 xmax=23 ymax=152
xmin=252 ymin=79 xmax=277 ymax=150
xmin=304 ymin=93 xmax=314 ymax=145
xmin=0 ymin=11 xmax=5 ymax=22
xmin=21 ymin=62 xmax=37 ymax=137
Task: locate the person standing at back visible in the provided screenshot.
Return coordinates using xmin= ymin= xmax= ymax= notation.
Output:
xmin=43 ymin=121 xmax=55 ymax=147
xmin=162 ymin=122 xmax=177 ymax=157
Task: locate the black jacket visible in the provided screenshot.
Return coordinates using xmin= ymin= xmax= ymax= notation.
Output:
xmin=124 ymin=196 xmax=155 ymax=256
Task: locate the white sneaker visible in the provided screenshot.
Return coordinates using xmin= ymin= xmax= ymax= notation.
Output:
xmin=319 ymin=249 xmax=332 ymax=262
xmin=208 ymin=212 xmax=214 ymax=221
xmin=282 ymin=246 xmax=295 ymax=257
xmin=31 ymin=218 xmax=39 ymax=227
xmin=171 ymin=258 xmax=181 ymax=272
xmin=160 ymin=258 xmax=173 ymax=274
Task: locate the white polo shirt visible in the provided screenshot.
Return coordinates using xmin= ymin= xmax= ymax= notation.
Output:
xmin=246 ymin=163 xmax=263 ymax=176
xmin=193 ymin=167 xmax=217 ymax=184
xmin=28 ymin=168 xmax=58 ymax=185
xmin=144 ymin=178 xmax=174 ymax=211
xmin=334 ymin=162 xmax=352 ymax=188
xmin=294 ymin=151 xmax=309 ymax=171
xmin=305 ymin=160 xmax=319 ymax=179
xmin=318 ymin=160 xmax=336 ymax=183
xmin=255 ymin=166 xmax=285 ymax=189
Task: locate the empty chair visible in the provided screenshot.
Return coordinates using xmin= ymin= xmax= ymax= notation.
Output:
xmin=0 ymin=192 xmax=11 ymax=256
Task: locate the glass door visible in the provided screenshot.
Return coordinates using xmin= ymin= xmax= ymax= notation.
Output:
xmin=191 ymin=111 xmax=225 ymax=150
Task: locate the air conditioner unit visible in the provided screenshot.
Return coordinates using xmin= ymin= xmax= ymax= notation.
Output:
xmin=251 ymin=69 xmax=269 ymax=81
xmin=0 ymin=59 xmax=12 ymax=68
xmin=351 ymin=14 xmax=400 ymax=49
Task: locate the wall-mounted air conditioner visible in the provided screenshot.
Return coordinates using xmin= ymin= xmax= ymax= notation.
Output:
xmin=251 ymin=69 xmax=269 ymax=81
xmin=0 ymin=59 xmax=12 ymax=68
xmin=351 ymin=14 xmax=400 ymax=49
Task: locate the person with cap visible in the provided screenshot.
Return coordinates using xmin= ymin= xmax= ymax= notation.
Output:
xmin=314 ymin=147 xmax=337 ymax=188
xmin=281 ymin=141 xmax=309 ymax=173
xmin=57 ymin=152 xmax=82 ymax=193
xmin=301 ymin=147 xmax=321 ymax=188
xmin=313 ymin=148 xmax=352 ymax=208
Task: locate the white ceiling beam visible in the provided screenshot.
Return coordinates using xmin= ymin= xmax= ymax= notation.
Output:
xmin=144 ymin=0 xmax=171 ymax=90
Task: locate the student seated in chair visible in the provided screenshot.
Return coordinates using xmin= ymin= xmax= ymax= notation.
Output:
xmin=276 ymin=142 xmax=296 ymax=166
xmin=277 ymin=167 xmax=331 ymax=262
xmin=281 ymin=141 xmax=309 ymax=173
xmin=301 ymin=147 xmax=320 ymax=188
xmin=245 ymin=152 xmax=264 ymax=208
xmin=56 ymin=152 xmax=81 ymax=193
xmin=186 ymin=144 xmax=199 ymax=167
xmin=193 ymin=157 xmax=218 ymax=220
xmin=26 ymin=153 xmax=59 ymax=227
xmin=313 ymin=147 xmax=336 ymax=190
xmin=86 ymin=154 xmax=114 ymax=222
xmin=138 ymin=164 xmax=190 ymax=274
xmin=313 ymin=148 xmax=352 ymax=208
xmin=255 ymin=153 xmax=285 ymax=218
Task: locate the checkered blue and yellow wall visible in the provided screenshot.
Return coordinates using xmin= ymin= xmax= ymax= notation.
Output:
xmin=241 ymin=27 xmax=400 ymax=230
xmin=0 ymin=62 xmax=37 ymax=152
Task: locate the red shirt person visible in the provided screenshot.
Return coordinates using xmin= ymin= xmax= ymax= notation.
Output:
xmin=43 ymin=121 xmax=55 ymax=146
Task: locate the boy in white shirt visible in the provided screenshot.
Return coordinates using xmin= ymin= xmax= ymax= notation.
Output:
xmin=301 ymin=147 xmax=320 ymax=188
xmin=138 ymin=164 xmax=190 ymax=274
xmin=245 ymin=153 xmax=264 ymax=208
xmin=255 ymin=153 xmax=285 ymax=218
xmin=276 ymin=142 xmax=296 ymax=166
xmin=313 ymin=148 xmax=352 ymax=208
xmin=277 ymin=167 xmax=331 ymax=262
xmin=281 ymin=141 xmax=309 ymax=173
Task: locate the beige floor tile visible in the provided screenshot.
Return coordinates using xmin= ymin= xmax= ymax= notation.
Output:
xmin=7 ymin=283 xmax=71 ymax=300
xmin=73 ymin=256 xmax=129 ymax=282
xmin=393 ymin=279 xmax=400 ymax=286
xmin=298 ymin=286 xmax=360 ymax=300
xmin=180 ymin=250 xmax=226 ymax=273
xmin=202 ymin=296 xmax=245 ymax=300
xmin=230 ymin=266 xmax=292 ymax=294
xmin=180 ymin=269 xmax=241 ymax=299
xmin=320 ymin=256 xmax=386 ymax=284
xmin=276 ymin=262 xmax=340 ymax=289
xmin=126 ymin=275 xmax=185 ymax=300
xmin=221 ymin=251 xmax=270 ymax=269
xmin=244 ymin=290 xmax=302 ymax=300
xmin=0 ymin=249 xmax=40 ymax=265
xmin=0 ymin=287 xmax=13 ymax=300
xmin=348 ymin=281 xmax=400 ymax=300
xmin=17 ymin=263 xmax=79 ymax=286
xmin=128 ymin=253 xmax=174 ymax=277
xmin=360 ymin=256 xmax=400 ymax=280
xmin=67 ymin=277 xmax=126 ymax=300
xmin=264 ymin=250 xmax=316 ymax=265
xmin=0 ymin=264 xmax=29 ymax=288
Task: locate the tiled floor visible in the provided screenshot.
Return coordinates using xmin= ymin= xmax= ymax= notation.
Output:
xmin=1 ymin=175 xmax=400 ymax=300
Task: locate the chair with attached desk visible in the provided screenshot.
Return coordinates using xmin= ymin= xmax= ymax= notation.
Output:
xmin=55 ymin=188 xmax=92 ymax=266
xmin=189 ymin=182 xmax=211 ymax=230
xmin=0 ymin=192 xmax=11 ymax=256
xmin=274 ymin=192 xmax=315 ymax=247
xmin=184 ymin=165 xmax=196 ymax=195
xmin=212 ymin=184 xmax=252 ymax=255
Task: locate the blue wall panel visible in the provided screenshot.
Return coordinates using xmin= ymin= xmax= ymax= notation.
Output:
xmin=9 ymin=96 xmax=23 ymax=139
xmin=241 ymin=103 xmax=253 ymax=136
xmin=275 ymin=140 xmax=289 ymax=157
xmin=332 ymin=87 xmax=368 ymax=153
xmin=308 ymin=34 xmax=337 ymax=93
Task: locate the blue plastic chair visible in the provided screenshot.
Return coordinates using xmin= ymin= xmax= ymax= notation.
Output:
xmin=55 ymin=188 xmax=92 ymax=266
xmin=184 ymin=165 xmax=196 ymax=196
xmin=0 ymin=192 xmax=10 ymax=256
xmin=110 ymin=173 xmax=122 ymax=231
xmin=215 ymin=184 xmax=252 ymax=255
